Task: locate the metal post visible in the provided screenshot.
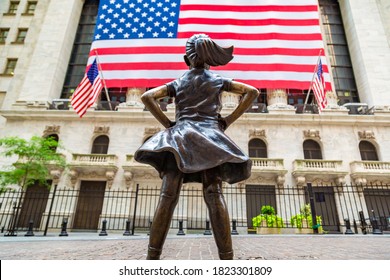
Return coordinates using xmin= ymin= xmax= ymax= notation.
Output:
xmin=203 ymin=220 xmax=212 ymax=235
xmin=231 ymin=219 xmax=239 ymax=235
xmin=99 ymin=220 xmax=108 ymax=236
xmin=123 ymin=220 xmax=131 ymax=236
xmin=59 ymin=218 xmax=68 ymax=236
xmin=353 ymin=219 xmax=358 ymax=234
xmin=359 ymin=211 xmax=367 ymax=234
xmin=307 ymin=183 xmax=319 ymax=234
xmin=177 ymin=220 xmax=185 ymax=235
xmin=371 ymin=210 xmax=383 ymax=235
xmin=5 ymin=202 xmax=18 ymax=236
xmin=44 ymin=184 xmax=58 ymax=236
xmin=131 ymin=184 xmax=140 ymax=236
xmin=24 ymin=220 xmax=34 ymax=237
xmin=344 ymin=218 xmax=354 ymax=234
xmin=147 ymin=220 xmax=152 ymax=236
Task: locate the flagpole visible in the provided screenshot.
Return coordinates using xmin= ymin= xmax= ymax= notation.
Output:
xmin=303 ymin=49 xmax=323 ymax=112
xmin=94 ymin=49 xmax=113 ymax=111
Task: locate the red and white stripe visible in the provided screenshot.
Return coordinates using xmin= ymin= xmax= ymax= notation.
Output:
xmin=89 ymin=0 xmax=331 ymax=90
xmin=71 ymin=73 xmax=103 ymax=117
xmin=312 ymin=67 xmax=327 ymax=112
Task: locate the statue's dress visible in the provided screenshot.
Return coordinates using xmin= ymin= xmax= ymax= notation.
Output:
xmin=134 ymin=68 xmax=251 ymax=184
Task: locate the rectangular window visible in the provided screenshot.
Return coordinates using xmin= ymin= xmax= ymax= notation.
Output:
xmin=25 ymin=1 xmax=37 ymax=14
xmin=319 ymin=0 xmax=359 ymax=104
xmin=0 ymin=28 xmax=10 ymax=43
xmin=3 ymin=58 xmax=17 ymax=75
xmin=14 ymin=28 xmax=28 ymax=43
xmin=61 ymin=0 xmax=99 ymax=98
xmin=8 ymin=1 xmax=20 ymax=14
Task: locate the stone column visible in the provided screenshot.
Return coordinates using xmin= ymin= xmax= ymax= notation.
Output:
xmin=11 ymin=0 xmax=83 ymax=109
xmin=221 ymin=91 xmax=239 ymax=111
xmin=117 ymin=87 xmax=145 ymax=111
xmin=321 ymin=91 xmax=349 ymax=114
xmin=339 ymin=0 xmax=390 ymax=107
xmin=266 ymin=89 xmax=295 ymax=114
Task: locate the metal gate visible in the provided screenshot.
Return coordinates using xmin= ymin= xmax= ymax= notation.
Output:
xmin=73 ymin=181 xmax=106 ymax=230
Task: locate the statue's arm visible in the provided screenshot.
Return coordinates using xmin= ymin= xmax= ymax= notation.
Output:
xmin=223 ymin=81 xmax=259 ymax=129
xmin=141 ymin=85 xmax=173 ymax=128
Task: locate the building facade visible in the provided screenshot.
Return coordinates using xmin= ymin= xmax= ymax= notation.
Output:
xmin=0 ymin=0 xmax=390 ymax=233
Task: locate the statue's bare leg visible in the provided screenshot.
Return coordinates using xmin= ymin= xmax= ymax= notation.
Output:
xmin=147 ymin=155 xmax=183 ymax=260
xmin=202 ymin=168 xmax=233 ymax=260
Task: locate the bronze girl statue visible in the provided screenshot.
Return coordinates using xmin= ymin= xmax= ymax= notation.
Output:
xmin=135 ymin=34 xmax=259 ymax=260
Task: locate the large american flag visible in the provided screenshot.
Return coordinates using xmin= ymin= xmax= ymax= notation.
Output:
xmin=88 ymin=0 xmax=331 ymax=90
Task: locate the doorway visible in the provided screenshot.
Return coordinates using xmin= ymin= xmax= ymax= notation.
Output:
xmin=73 ymin=181 xmax=106 ymax=230
xmin=306 ymin=186 xmax=340 ymax=233
xmin=17 ymin=182 xmax=50 ymax=229
xmin=245 ymin=185 xmax=277 ymax=230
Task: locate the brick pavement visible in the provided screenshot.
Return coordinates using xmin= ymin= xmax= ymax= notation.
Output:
xmin=0 ymin=233 xmax=389 ymax=260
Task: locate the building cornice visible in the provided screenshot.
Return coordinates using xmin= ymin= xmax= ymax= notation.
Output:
xmin=1 ymin=109 xmax=390 ymax=127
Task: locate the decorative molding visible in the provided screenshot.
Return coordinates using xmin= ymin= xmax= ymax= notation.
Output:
xmin=124 ymin=87 xmax=144 ymax=107
xmin=266 ymin=88 xmax=294 ymax=112
xmin=267 ymin=88 xmax=287 ymax=102
xmin=43 ymin=125 xmax=60 ymax=135
xmin=295 ymin=175 xmax=306 ymax=187
xmin=94 ymin=126 xmax=110 ymax=134
xmin=221 ymin=91 xmax=239 ymax=109
xmin=249 ymin=129 xmax=266 ymax=138
xmin=276 ymin=175 xmax=285 ymax=187
xmin=303 ymin=129 xmax=320 ymax=140
xmin=106 ymin=171 xmax=116 ymax=189
xmin=69 ymin=170 xmax=78 ymax=187
xmin=236 ymin=182 xmax=245 ymax=192
xmin=123 ymin=171 xmax=133 ymax=189
xmin=144 ymin=126 xmax=161 ymax=137
xmin=358 ymin=130 xmax=375 ymax=140
xmin=324 ymin=91 xmax=347 ymax=110
xmin=50 ymin=169 xmax=62 ymax=185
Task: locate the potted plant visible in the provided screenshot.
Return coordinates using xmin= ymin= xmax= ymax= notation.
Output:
xmin=252 ymin=205 xmax=284 ymax=234
xmin=290 ymin=204 xmax=323 ymax=234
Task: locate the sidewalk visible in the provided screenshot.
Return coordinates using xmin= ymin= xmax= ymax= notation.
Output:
xmin=0 ymin=232 xmax=389 ymax=260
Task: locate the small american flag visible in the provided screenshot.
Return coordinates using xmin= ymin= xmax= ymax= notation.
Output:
xmin=312 ymin=58 xmax=328 ymax=112
xmin=71 ymin=59 xmax=103 ymax=117
xmin=88 ymin=0 xmax=331 ymax=90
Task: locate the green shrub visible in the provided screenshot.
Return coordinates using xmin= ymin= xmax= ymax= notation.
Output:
xmin=290 ymin=204 xmax=322 ymax=230
xmin=252 ymin=205 xmax=284 ymax=228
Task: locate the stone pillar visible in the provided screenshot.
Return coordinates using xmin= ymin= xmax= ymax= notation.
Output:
xmin=11 ymin=0 xmax=83 ymax=109
xmin=325 ymin=91 xmax=338 ymax=108
xmin=117 ymin=87 xmax=145 ymax=111
xmin=266 ymin=89 xmax=295 ymax=114
xmin=339 ymin=0 xmax=390 ymax=107
xmin=221 ymin=91 xmax=239 ymax=111
xmin=321 ymin=91 xmax=349 ymax=114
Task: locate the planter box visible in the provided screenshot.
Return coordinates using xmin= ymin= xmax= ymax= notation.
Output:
xmin=295 ymin=228 xmax=313 ymax=234
xmin=256 ymin=227 xmax=281 ymax=234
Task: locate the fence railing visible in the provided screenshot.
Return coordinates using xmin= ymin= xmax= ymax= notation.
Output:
xmin=0 ymin=183 xmax=389 ymax=236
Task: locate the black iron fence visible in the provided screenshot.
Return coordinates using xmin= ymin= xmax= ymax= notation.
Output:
xmin=0 ymin=183 xmax=389 ymax=236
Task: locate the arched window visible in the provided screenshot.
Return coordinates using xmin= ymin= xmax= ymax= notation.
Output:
xmin=46 ymin=134 xmax=59 ymax=152
xmin=248 ymin=138 xmax=267 ymax=158
xmin=303 ymin=140 xmax=322 ymax=159
xmin=359 ymin=141 xmax=379 ymax=161
xmin=91 ymin=135 xmax=109 ymax=154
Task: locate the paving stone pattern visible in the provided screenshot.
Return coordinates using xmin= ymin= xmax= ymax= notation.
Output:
xmin=0 ymin=234 xmax=389 ymax=260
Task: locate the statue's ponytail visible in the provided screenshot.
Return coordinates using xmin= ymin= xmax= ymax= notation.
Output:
xmin=186 ymin=34 xmax=233 ymax=68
